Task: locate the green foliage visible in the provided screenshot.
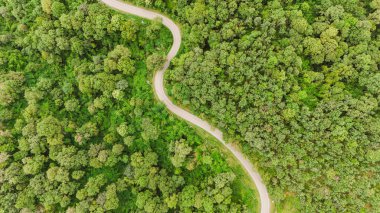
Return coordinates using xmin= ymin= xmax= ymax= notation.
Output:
xmin=41 ymin=0 xmax=52 ymax=14
xmin=0 ymin=1 xmax=251 ymax=212
xmin=51 ymin=1 xmax=66 ymax=18
xmin=130 ymin=0 xmax=380 ymax=212
xmin=146 ymin=52 xmax=165 ymax=71
xmin=169 ymin=139 xmax=192 ymax=168
xmin=0 ymin=72 xmax=25 ymax=106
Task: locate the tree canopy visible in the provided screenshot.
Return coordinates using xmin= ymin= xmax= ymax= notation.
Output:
xmin=129 ymin=0 xmax=380 ymax=212
xmin=0 ymin=0 xmax=255 ymax=212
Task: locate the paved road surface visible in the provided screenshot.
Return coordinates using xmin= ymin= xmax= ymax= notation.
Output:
xmin=101 ymin=0 xmax=271 ymax=212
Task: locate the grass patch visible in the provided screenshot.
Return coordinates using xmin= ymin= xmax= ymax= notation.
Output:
xmin=276 ymin=194 xmax=301 ymax=213
xmin=191 ymin=125 xmax=260 ymax=212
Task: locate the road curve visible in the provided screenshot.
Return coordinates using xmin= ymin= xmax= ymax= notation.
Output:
xmin=101 ymin=0 xmax=271 ymax=212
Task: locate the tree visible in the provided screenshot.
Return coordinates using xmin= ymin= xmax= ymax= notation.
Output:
xmin=37 ymin=116 xmax=64 ymax=145
xmin=120 ymin=19 xmax=138 ymax=41
xmin=15 ymin=189 xmax=35 ymax=210
xmin=64 ymin=99 xmax=79 ymax=112
xmin=303 ymin=37 xmax=325 ymax=64
xmin=104 ymin=45 xmax=135 ymax=75
xmin=180 ymin=185 xmax=197 ymax=208
xmin=367 ymin=149 xmax=380 ymax=162
xmin=112 ymin=89 xmax=124 ymax=100
xmin=75 ymin=122 xmax=99 ymax=144
xmin=72 ymin=170 xmax=85 ymax=180
xmin=116 ymin=122 xmax=128 ymax=137
xmin=291 ymin=17 xmax=309 ymax=34
xmin=104 ymin=184 xmax=119 ymax=210
xmin=22 ymin=156 xmax=45 ymax=175
xmin=41 ymin=0 xmax=52 ymax=14
xmin=52 ymin=146 xmax=88 ymax=169
xmin=0 ymin=72 xmax=25 ymax=106
xmin=47 ymin=166 xmax=70 ymax=182
xmin=51 ymin=1 xmax=66 ymax=18
xmin=76 ymin=174 xmax=107 ymax=200
xmin=141 ymin=118 xmax=160 ymax=141
xmin=146 ymin=53 xmax=165 ymax=72
xmin=169 ymin=139 xmax=192 ymax=168
xmin=111 ymin=144 xmax=124 ymax=155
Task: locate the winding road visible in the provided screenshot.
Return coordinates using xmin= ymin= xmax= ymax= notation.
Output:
xmin=101 ymin=0 xmax=271 ymax=212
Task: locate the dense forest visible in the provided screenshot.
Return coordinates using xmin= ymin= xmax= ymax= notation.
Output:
xmin=129 ymin=0 xmax=380 ymax=212
xmin=0 ymin=0 xmax=257 ymax=212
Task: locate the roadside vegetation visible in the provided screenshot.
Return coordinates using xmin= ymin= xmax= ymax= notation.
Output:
xmin=129 ymin=0 xmax=380 ymax=212
xmin=0 ymin=0 xmax=255 ymax=212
